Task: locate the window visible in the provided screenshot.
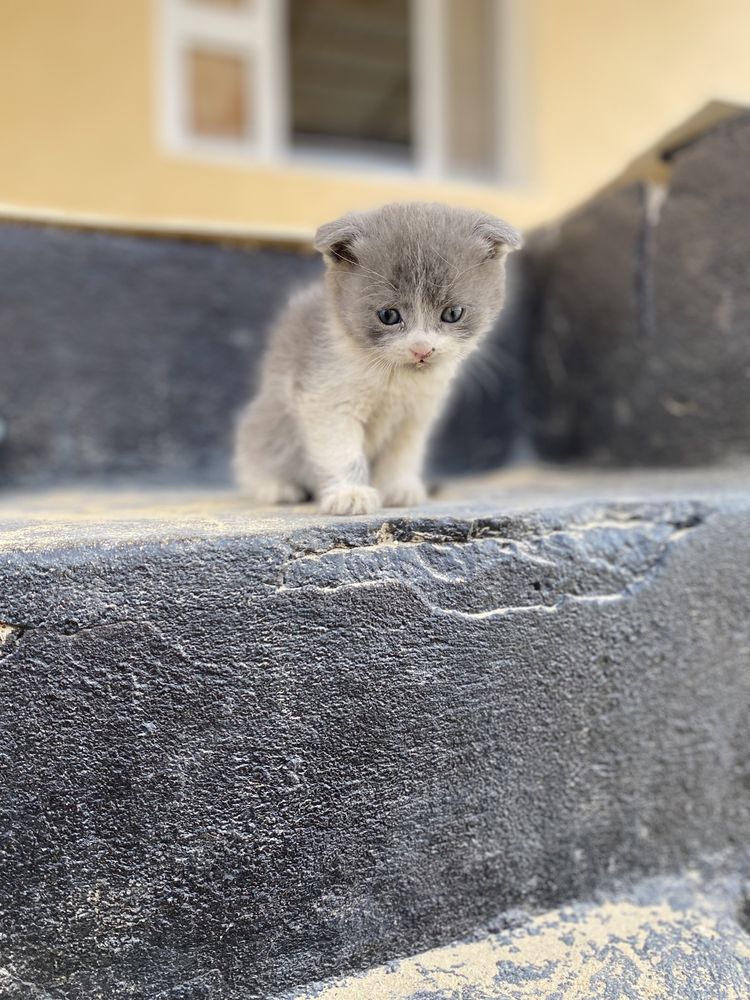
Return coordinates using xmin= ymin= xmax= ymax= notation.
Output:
xmin=289 ymin=0 xmax=412 ymax=164
xmin=159 ymin=0 xmax=524 ymax=182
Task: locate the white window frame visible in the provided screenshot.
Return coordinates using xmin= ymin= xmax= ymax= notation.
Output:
xmin=156 ymin=0 xmax=527 ymax=184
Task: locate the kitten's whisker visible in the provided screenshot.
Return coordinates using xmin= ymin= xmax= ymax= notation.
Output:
xmin=455 ymin=345 xmax=510 ymax=399
xmin=332 ymin=273 xmax=394 ymax=296
xmin=446 ymin=258 xmax=492 ymax=287
xmin=363 ymin=352 xmax=395 ymax=379
xmin=429 ymin=246 xmax=458 ymax=273
xmin=330 ymin=251 xmax=398 ymax=292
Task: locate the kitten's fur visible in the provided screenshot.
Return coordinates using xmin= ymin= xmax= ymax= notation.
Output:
xmin=233 ymin=202 xmax=521 ymax=515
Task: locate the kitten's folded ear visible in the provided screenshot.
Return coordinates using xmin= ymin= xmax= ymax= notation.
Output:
xmin=473 ymin=214 xmax=524 ymax=259
xmin=313 ymin=213 xmax=363 ymax=265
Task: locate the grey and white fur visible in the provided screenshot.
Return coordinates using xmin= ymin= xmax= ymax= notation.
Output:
xmin=233 ymin=201 xmax=522 ymax=515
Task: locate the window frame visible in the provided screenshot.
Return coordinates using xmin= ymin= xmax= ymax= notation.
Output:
xmin=156 ymin=0 xmax=527 ymax=184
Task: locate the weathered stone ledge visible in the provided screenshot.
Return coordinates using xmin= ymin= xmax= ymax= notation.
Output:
xmin=1 ymin=469 xmax=750 ymax=998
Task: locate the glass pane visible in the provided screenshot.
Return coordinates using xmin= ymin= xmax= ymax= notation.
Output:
xmin=186 ymin=48 xmax=251 ymax=140
xmin=445 ymin=0 xmax=498 ymax=179
xmin=288 ymin=0 xmax=412 ymax=161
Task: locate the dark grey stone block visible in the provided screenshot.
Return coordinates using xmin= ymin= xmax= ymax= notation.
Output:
xmin=527 ymin=111 xmax=750 ymax=465
xmin=1 ymin=479 xmax=750 ymax=998
xmin=525 ymin=186 xmax=646 ymax=461
xmin=0 ymin=221 xmax=522 ymax=489
xmin=0 ymin=223 xmax=321 ymax=488
xmin=651 ymin=114 xmax=750 ymax=461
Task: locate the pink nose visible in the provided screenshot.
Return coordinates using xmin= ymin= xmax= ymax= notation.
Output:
xmin=411 ymin=346 xmax=434 ymax=362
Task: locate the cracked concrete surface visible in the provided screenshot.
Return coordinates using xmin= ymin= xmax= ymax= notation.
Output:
xmin=1 ymin=469 xmax=750 ymax=998
xmin=277 ymin=512 xmax=703 ymax=620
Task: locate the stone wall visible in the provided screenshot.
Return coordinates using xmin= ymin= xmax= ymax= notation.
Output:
xmin=526 ymin=109 xmax=750 ymax=466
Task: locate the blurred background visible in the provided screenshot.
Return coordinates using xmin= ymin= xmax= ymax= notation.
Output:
xmin=1 ymin=0 xmax=750 ymax=489
xmin=3 ymin=0 xmax=750 ymax=238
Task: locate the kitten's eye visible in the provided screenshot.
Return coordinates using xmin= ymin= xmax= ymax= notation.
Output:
xmin=440 ymin=305 xmax=464 ymax=323
xmin=377 ymin=308 xmax=401 ymax=326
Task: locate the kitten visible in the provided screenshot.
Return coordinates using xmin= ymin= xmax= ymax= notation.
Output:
xmin=233 ymin=201 xmax=522 ymax=515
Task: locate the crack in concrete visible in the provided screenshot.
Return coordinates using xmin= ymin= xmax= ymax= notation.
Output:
xmin=273 ymin=571 xmax=649 ymax=623
xmin=276 ymin=511 xmax=705 ymax=621
xmin=0 ymin=508 xmax=708 ymax=641
xmin=279 ymin=508 xmax=706 ymax=572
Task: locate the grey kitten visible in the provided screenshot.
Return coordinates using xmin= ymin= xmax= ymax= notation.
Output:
xmin=233 ymin=201 xmax=522 ymax=515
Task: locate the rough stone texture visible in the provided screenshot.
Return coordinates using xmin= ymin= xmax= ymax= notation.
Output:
xmin=282 ymin=871 xmax=750 ymax=999
xmin=527 ymin=110 xmax=750 ymax=465
xmin=0 ymin=222 xmax=521 ymax=489
xmin=1 ymin=472 xmax=750 ymax=998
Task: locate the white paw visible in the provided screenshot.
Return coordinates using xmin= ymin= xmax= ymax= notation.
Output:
xmin=380 ymin=480 xmax=427 ymax=508
xmin=240 ymin=478 xmax=306 ymax=506
xmin=320 ymin=485 xmax=381 ymax=516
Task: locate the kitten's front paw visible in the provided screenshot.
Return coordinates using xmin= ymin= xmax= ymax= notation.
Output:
xmin=380 ymin=480 xmax=427 ymax=508
xmin=320 ymin=485 xmax=381 ymax=516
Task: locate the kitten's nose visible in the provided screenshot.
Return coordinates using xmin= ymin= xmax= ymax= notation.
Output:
xmin=410 ymin=344 xmax=434 ymax=362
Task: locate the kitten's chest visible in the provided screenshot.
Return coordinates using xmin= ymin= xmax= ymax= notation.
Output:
xmin=364 ymin=396 xmax=407 ymax=458
xmin=362 ymin=373 xmax=440 ymax=457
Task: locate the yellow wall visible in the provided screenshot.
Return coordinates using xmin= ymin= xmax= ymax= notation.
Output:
xmin=1 ymin=0 xmax=750 ymax=238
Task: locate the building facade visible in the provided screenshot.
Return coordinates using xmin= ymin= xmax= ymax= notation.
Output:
xmin=2 ymin=0 xmax=750 ymax=238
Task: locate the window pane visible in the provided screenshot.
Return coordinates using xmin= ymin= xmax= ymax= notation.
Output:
xmin=186 ymin=48 xmax=251 ymax=140
xmin=445 ymin=0 xmax=498 ymax=179
xmin=288 ymin=0 xmax=411 ymax=160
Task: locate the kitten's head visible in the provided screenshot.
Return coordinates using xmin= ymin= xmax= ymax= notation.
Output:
xmin=313 ymin=202 xmax=522 ymax=371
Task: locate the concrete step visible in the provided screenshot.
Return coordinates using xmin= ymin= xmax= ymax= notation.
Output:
xmin=1 ymin=468 xmax=750 ymax=999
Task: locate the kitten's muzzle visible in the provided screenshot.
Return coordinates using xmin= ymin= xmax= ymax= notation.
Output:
xmin=410 ymin=344 xmax=434 ymax=363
